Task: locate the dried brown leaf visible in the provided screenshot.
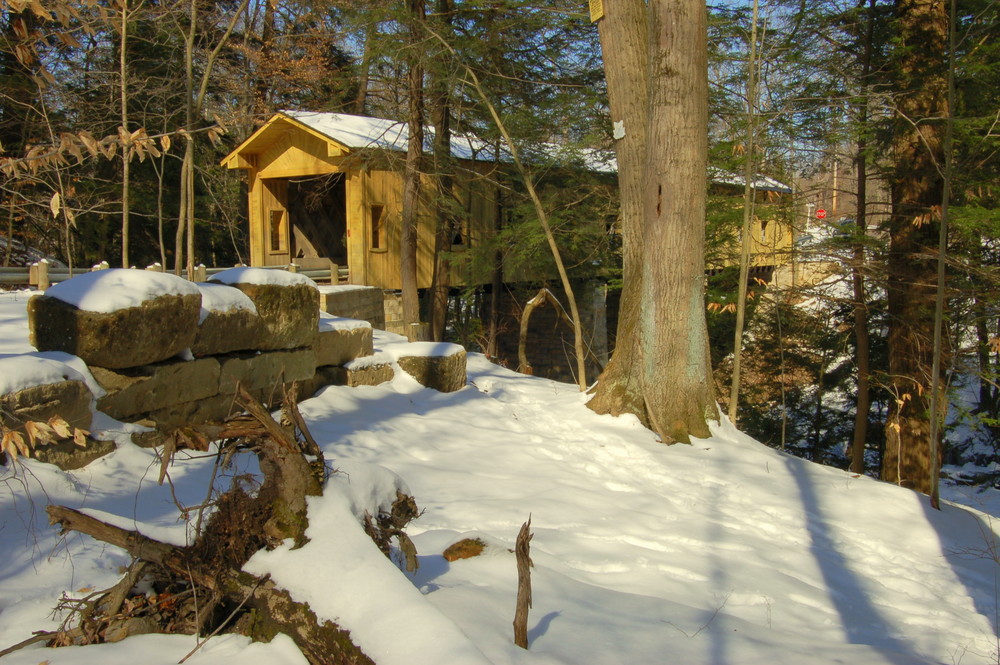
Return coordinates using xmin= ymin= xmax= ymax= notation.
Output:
xmin=25 ymin=420 xmax=57 ymax=446
xmin=48 ymin=416 xmax=73 ymax=439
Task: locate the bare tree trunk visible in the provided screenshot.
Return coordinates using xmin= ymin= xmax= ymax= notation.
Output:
xmin=587 ymin=0 xmax=649 ymax=419
xmin=353 ymin=21 xmax=377 ymax=115
xmin=512 ymin=517 xmax=532 ymax=649
xmin=639 ymin=0 xmax=717 ymax=442
xmin=427 ymin=0 xmax=455 ymax=342
xmin=401 ymin=0 xmax=425 ymax=330
xmin=729 ymin=0 xmax=760 ymax=424
xmin=589 ymin=1 xmax=716 ymax=440
xmin=119 ymin=0 xmax=131 ymax=268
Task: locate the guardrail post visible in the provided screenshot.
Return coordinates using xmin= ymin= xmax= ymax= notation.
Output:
xmin=30 ymin=260 xmax=50 ymax=290
xmin=287 ymin=263 xmax=299 ymax=273
xmin=194 ymin=265 xmax=207 ymax=282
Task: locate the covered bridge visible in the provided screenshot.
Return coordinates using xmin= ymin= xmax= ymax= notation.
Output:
xmin=221 ymin=111 xmax=500 ymax=289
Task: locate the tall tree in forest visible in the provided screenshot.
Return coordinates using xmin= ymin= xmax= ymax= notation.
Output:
xmin=401 ymin=0 xmax=425 ymax=332
xmin=849 ymin=0 xmax=878 ymax=475
xmin=175 ymin=0 xmax=250 ymax=276
xmin=427 ymin=0 xmax=456 ymax=342
xmin=588 ymin=0 xmax=717 ymax=442
xmin=587 ymin=0 xmax=648 ymax=418
xmin=728 ymin=0 xmax=761 ymax=423
xmin=882 ymin=0 xmax=949 ymax=494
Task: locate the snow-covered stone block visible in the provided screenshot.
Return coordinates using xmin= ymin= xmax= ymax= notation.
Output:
xmin=315 ymin=314 xmax=373 ymax=367
xmin=28 ymin=269 xmax=201 ymax=369
xmin=396 ymin=344 xmax=467 ymax=393
xmin=0 ymin=356 xmax=94 ymax=434
xmin=190 ymin=282 xmax=263 ymax=357
xmin=210 ymin=267 xmax=319 ymax=351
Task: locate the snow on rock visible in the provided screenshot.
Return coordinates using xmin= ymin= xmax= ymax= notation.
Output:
xmin=209 ymin=267 xmax=317 ymax=288
xmin=345 ymin=330 xmax=463 ymax=370
xmin=42 ymin=269 xmax=200 ymax=313
xmin=0 ymin=351 xmax=102 ymax=398
xmin=195 ymin=282 xmax=257 ymax=324
xmin=318 ymin=311 xmax=371 ymax=333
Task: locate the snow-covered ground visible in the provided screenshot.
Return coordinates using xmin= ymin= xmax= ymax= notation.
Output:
xmin=0 ymin=289 xmax=998 ymax=665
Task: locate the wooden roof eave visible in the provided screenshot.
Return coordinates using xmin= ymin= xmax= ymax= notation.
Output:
xmin=220 ymin=112 xmax=352 ymax=170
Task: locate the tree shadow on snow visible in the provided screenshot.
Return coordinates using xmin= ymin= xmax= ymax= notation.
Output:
xmin=786 ymin=456 xmax=940 ymax=665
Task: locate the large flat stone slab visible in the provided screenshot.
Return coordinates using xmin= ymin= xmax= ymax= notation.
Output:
xmin=29 ymin=269 xmax=202 ymax=369
xmin=210 ymin=268 xmax=319 ymax=351
xmin=218 ymin=348 xmax=317 ymax=395
xmin=92 ymin=358 xmax=222 ymax=421
xmin=315 ymin=316 xmax=373 ymax=367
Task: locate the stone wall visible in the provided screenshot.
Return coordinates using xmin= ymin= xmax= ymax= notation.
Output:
xmin=4 ymin=268 xmax=470 ymax=469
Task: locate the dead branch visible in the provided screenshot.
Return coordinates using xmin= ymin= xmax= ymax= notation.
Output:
xmin=513 ymin=516 xmax=533 ymax=649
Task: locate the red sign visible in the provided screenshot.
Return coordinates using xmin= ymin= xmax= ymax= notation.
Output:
xmin=816 ymin=208 xmax=827 ymax=219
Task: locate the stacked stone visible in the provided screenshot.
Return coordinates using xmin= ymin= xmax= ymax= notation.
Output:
xmin=26 ymin=268 xmax=325 ymax=429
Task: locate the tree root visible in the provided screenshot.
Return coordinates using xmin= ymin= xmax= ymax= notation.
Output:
xmin=3 ymin=386 xmax=413 ymax=665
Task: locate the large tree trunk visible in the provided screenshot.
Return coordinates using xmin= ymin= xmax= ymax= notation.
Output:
xmin=883 ymin=0 xmax=948 ymax=493
xmin=638 ymin=0 xmax=716 ymax=442
xmin=589 ymin=0 xmax=716 ymax=442
xmin=587 ymin=0 xmax=649 ymax=420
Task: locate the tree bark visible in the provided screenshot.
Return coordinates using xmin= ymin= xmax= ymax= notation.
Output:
xmin=512 ymin=517 xmax=532 ymax=649
xmin=728 ymin=0 xmax=760 ymax=424
xmin=639 ymin=0 xmax=717 ymax=442
xmin=883 ymin=0 xmax=948 ymax=494
xmin=119 ymin=0 xmax=131 ymax=268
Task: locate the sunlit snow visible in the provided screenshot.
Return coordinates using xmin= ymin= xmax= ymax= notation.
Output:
xmin=0 ymin=290 xmax=997 ymax=665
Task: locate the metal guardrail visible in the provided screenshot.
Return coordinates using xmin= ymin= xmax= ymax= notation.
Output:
xmin=1 ymin=262 xmax=348 ymax=289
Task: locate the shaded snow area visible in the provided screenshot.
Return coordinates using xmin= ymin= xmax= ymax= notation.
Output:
xmin=0 ymin=291 xmax=998 ymax=664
